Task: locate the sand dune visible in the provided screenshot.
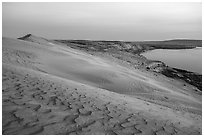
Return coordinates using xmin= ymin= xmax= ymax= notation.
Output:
xmin=2 ymin=35 xmax=202 ymax=134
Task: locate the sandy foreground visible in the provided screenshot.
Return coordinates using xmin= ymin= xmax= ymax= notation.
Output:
xmin=2 ymin=36 xmax=202 ymax=135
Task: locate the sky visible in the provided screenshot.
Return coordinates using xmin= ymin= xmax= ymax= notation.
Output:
xmin=2 ymin=2 xmax=202 ymax=41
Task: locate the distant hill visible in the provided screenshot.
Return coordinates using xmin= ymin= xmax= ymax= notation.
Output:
xmin=163 ymin=39 xmax=202 ymax=46
xmin=137 ymin=39 xmax=202 ymax=49
xmin=18 ymin=34 xmax=53 ymax=45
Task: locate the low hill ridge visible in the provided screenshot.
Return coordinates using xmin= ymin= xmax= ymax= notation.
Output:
xmin=18 ymin=34 xmax=52 ymax=45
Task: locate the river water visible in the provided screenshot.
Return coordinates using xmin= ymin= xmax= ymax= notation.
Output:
xmin=141 ymin=48 xmax=202 ymax=74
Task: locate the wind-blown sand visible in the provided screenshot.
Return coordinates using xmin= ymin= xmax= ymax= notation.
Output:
xmin=2 ymin=36 xmax=202 ymax=134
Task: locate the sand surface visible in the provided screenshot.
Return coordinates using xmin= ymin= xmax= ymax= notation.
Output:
xmin=2 ymin=36 xmax=202 ymax=134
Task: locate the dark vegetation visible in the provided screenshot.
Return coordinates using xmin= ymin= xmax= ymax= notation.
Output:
xmin=162 ymin=68 xmax=202 ymax=91
xmin=55 ymin=39 xmax=201 ymax=53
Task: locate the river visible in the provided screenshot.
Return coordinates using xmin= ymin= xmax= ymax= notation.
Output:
xmin=141 ymin=47 xmax=202 ymax=74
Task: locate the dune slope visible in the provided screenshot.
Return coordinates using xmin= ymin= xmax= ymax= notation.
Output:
xmin=2 ymin=35 xmax=202 ymax=135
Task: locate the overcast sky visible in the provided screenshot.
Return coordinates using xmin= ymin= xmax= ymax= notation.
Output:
xmin=2 ymin=2 xmax=202 ymax=41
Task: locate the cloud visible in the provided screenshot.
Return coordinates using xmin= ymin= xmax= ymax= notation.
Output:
xmin=2 ymin=2 xmax=202 ymax=40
